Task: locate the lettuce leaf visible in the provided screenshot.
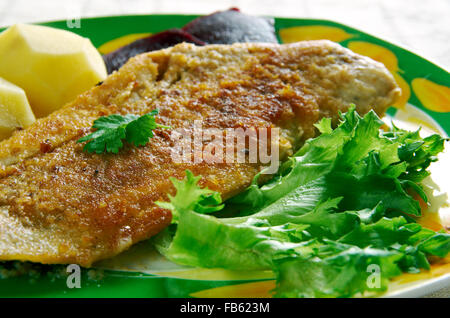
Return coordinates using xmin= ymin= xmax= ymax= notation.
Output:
xmin=155 ymin=107 xmax=449 ymax=297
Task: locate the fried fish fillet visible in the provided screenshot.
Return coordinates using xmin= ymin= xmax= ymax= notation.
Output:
xmin=0 ymin=41 xmax=400 ymax=266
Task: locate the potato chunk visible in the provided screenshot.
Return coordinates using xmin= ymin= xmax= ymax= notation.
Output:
xmin=0 ymin=24 xmax=107 ymax=117
xmin=0 ymin=77 xmax=35 ymax=140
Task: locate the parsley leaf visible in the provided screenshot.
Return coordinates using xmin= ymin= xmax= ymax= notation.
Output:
xmin=77 ymin=110 xmax=169 ymax=154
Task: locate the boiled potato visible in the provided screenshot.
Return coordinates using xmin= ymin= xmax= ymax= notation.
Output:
xmin=0 ymin=24 xmax=107 ymax=117
xmin=0 ymin=77 xmax=35 ymax=140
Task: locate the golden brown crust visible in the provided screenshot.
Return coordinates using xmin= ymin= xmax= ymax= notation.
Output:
xmin=0 ymin=41 xmax=400 ymax=266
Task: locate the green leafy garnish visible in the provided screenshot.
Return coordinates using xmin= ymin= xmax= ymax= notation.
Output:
xmin=156 ymin=170 xmax=224 ymax=223
xmin=77 ymin=109 xmax=169 ymax=154
xmin=154 ymin=107 xmax=449 ymax=298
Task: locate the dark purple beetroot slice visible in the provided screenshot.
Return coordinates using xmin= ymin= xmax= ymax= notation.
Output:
xmin=182 ymin=8 xmax=278 ymax=44
xmin=103 ymin=29 xmax=205 ymax=73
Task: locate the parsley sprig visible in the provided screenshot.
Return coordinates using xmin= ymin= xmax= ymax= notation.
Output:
xmin=77 ymin=109 xmax=169 ymax=154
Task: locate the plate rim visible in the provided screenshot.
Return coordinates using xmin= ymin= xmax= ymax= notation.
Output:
xmin=1 ymin=13 xmax=447 ymax=73
xmin=0 ymin=13 xmax=448 ymax=298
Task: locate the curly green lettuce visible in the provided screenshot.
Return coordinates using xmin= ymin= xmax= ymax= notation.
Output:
xmin=155 ymin=107 xmax=449 ymax=298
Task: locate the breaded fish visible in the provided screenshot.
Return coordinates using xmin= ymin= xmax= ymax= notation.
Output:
xmin=0 ymin=41 xmax=400 ymax=266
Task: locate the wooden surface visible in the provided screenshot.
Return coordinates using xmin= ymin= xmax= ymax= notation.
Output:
xmin=0 ymin=0 xmax=448 ymax=298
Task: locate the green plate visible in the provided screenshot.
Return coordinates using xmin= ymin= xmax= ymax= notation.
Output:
xmin=0 ymin=14 xmax=449 ymax=298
